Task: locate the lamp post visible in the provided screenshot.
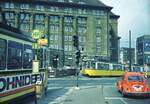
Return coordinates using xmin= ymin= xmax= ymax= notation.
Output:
xmin=32 ymin=29 xmax=42 ymax=73
xmin=129 ymin=30 xmax=132 ymax=71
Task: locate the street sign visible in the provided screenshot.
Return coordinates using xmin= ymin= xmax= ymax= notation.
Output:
xmin=32 ymin=30 xmax=42 ymax=39
xmin=38 ymin=39 xmax=48 ymax=45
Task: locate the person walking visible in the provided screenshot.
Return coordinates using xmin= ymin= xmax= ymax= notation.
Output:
xmin=144 ymin=64 xmax=148 ymax=78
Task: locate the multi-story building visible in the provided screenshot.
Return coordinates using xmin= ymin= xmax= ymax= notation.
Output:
xmin=120 ymin=47 xmax=135 ymax=65
xmin=136 ymin=35 xmax=150 ymax=65
xmin=0 ymin=0 xmax=120 ymax=66
xmin=109 ymin=12 xmax=120 ymax=63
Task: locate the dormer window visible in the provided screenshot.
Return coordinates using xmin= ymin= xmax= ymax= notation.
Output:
xmin=20 ymin=4 xmax=29 ymax=9
xmin=4 ymin=2 xmax=14 ymax=9
xmin=69 ymin=0 xmax=73 ymax=3
xmin=58 ymin=0 xmax=64 ymax=2
xmin=36 ymin=5 xmax=44 ymax=11
xmin=78 ymin=1 xmax=85 ymax=4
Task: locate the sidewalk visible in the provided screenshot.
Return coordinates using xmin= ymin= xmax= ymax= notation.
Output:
xmin=58 ymin=85 xmax=106 ymax=104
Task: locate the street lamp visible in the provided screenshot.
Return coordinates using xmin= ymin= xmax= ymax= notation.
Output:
xmin=32 ymin=29 xmax=41 ymax=73
xmin=129 ymin=30 xmax=132 ymax=71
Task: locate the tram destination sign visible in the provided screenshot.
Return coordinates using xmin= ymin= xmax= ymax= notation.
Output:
xmin=0 ymin=73 xmax=45 ymax=93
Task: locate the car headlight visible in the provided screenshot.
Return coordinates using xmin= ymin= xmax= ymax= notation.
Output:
xmin=132 ymin=85 xmax=143 ymax=91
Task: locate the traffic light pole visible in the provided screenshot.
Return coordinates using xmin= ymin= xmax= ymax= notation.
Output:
xmin=76 ymin=60 xmax=79 ymax=88
xmin=129 ymin=30 xmax=132 ymax=71
xmin=75 ymin=49 xmax=80 ymax=89
xmin=73 ymin=35 xmax=80 ymax=89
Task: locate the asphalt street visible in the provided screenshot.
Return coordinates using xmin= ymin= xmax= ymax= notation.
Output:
xmin=27 ymin=76 xmax=150 ymax=104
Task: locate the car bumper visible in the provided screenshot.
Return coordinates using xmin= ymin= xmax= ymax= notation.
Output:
xmin=126 ymin=92 xmax=150 ymax=97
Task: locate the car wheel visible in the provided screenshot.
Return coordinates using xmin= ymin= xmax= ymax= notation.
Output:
xmin=117 ymin=83 xmax=121 ymax=92
xmin=122 ymin=88 xmax=126 ymax=97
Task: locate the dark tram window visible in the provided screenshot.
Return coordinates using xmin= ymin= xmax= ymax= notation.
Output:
xmin=98 ymin=63 xmax=109 ymax=70
xmin=23 ymin=44 xmax=33 ymax=69
xmin=7 ymin=41 xmax=23 ymax=69
xmin=0 ymin=38 xmax=7 ymax=70
xmin=113 ymin=64 xmax=122 ymax=70
xmin=37 ymin=49 xmax=43 ymax=68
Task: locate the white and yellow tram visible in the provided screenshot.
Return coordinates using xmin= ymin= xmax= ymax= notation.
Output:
xmin=81 ymin=61 xmax=147 ymax=77
xmin=0 ymin=23 xmax=48 ymax=104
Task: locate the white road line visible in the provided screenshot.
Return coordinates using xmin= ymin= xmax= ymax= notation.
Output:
xmin=105 ymin=97 xmax=128 ymax=104
xmin=103 ymin=83 xmax=116 ymax=87
xmin=120 ymin=99 xmax=128 ymax=104
xmin=48 ymin=87 xmax=74 ymax=104
xmin=105 ymin=97 xmax=122 ymax=100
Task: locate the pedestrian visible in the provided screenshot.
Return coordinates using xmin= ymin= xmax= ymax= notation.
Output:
xmin=144 ymin=64 xmax=148 ymax=78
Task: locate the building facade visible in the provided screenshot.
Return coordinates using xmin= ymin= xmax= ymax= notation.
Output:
xmin=109 ymin=12 xmax=120 ymax=63
xmin=0 ymin=0 xmax=119 ymax=66
xmin=136 ymin=35 xmax=150 ymax=65
xmin=120 ymin=47 xmax=135 ymax=65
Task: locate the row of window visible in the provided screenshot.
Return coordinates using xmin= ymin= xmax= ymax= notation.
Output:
xmin=95 ymin=27 xmax=102 ymax=53
xmin=49 ymin=25 xmax=87 ymax=34
xmin=49 ymin=44 xmax=60 ymax=50
xmin=0 ymin=38 xmax=46 ymax=70
xmin=3 ymin=2 xmax=107 ymax=16
xmin=96 ymin=28 xmax=101 ymax=34
xmin=77 ymin=18 xmax=87 ymax=24
xmin=20 ymin=23 xmax=30 ymax=31
xmin=35 ymin=24 xmax=45 ymax=30
xmin=50 ymin=35 xmax=59 ymax=41
xmin=64 ymin=45 xmax=73 ymax=51
xmin=5 ymin=22 xmax=88 ymax=34
xmin=64 ymin=35 xmax=72 ymax=41
xmin=0 ymin=38 xmax=33 ymax=70
xmin=49 ymin=43 xmax=74 ymax=51
xmin=64 ymin=26 xmax=73 ymax=32
xmin=64 ymin=17 xmax=73 ymax=23
xmin=50 ymin=34 xmax=87 ymax=43
xmin=4 ymin=12 xmax=101 ymax=28
xmin=77 ymin=26 xmax=87 ymax=34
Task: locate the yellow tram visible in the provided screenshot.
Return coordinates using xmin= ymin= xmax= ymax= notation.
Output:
xmin=81 ymin=60 xmax=149 ymax=77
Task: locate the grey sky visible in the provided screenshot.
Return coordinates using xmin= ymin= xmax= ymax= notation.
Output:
xmin=101 ymin=0 xmax=150 ymax=48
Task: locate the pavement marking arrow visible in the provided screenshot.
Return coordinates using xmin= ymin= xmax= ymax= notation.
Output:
xmin=105 ymin=97 xmax=128 ymax=104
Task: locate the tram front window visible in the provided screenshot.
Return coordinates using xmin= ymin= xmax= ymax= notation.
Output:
xmin=7 ymin=41 xmax=23 ymax=69
xmin=97 ymin=63 xmax=109 ymax=70
xmin=23 ymin=44 xmax=33 ymax=69
xmin=0 ymin=38 xmax=6 ymax=70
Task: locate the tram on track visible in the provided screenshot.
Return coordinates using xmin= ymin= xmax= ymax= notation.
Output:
xmin=81 ymin=60 xmax=150 ymax=77
xmin=0 ymin=23 xmax=48 ymax=104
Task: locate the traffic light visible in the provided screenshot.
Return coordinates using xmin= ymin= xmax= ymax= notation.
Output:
xmin=53 ymin=55 xmax=59 ymax=68
xmin=75 ymin=50 xmax=81 ymax=64
xmin=73 ymin=35 xmax=79 ymax=49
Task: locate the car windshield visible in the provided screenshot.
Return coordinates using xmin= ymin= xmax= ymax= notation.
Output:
xmin=128 ymin=76 xmax=144 ymax=82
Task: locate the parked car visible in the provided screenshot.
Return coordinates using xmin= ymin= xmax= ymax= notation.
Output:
xmin=117 ymin=71 xmax=150 ymax=97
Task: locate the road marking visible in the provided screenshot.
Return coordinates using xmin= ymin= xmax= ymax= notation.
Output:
xmin=103 ymin=84 xmax=116 ymax=87
xmin=105 ymin=97 xmax=128 ymax=104
xmin=48 ymin=87 xmax=74 ymax=104
xmin=120 ymin=99 xmax=128 ymax=104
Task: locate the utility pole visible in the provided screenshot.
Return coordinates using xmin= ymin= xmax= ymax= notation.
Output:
xmin=129 ymin=30 xmax=132 ymax=71
xmin=73 ymin=35 xmax=80 ymax=89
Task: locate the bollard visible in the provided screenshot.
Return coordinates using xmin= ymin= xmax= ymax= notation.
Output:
xmin=35 ymin=80 xmax=43 ymax=99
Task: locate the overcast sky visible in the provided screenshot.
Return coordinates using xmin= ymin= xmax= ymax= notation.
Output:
xmin=101 ymin=0 xmax=150 ymax=48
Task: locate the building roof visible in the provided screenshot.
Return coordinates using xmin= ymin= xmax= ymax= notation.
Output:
xmin=2 ymin=0 xmax=112 ymax=10
xmin=29 ymin=0 xmax=110 ymax=7
xmin=110 ymin=12 xmax=120 ymax=19
xmin=137 ymin=35 xmax=150 ymax=42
